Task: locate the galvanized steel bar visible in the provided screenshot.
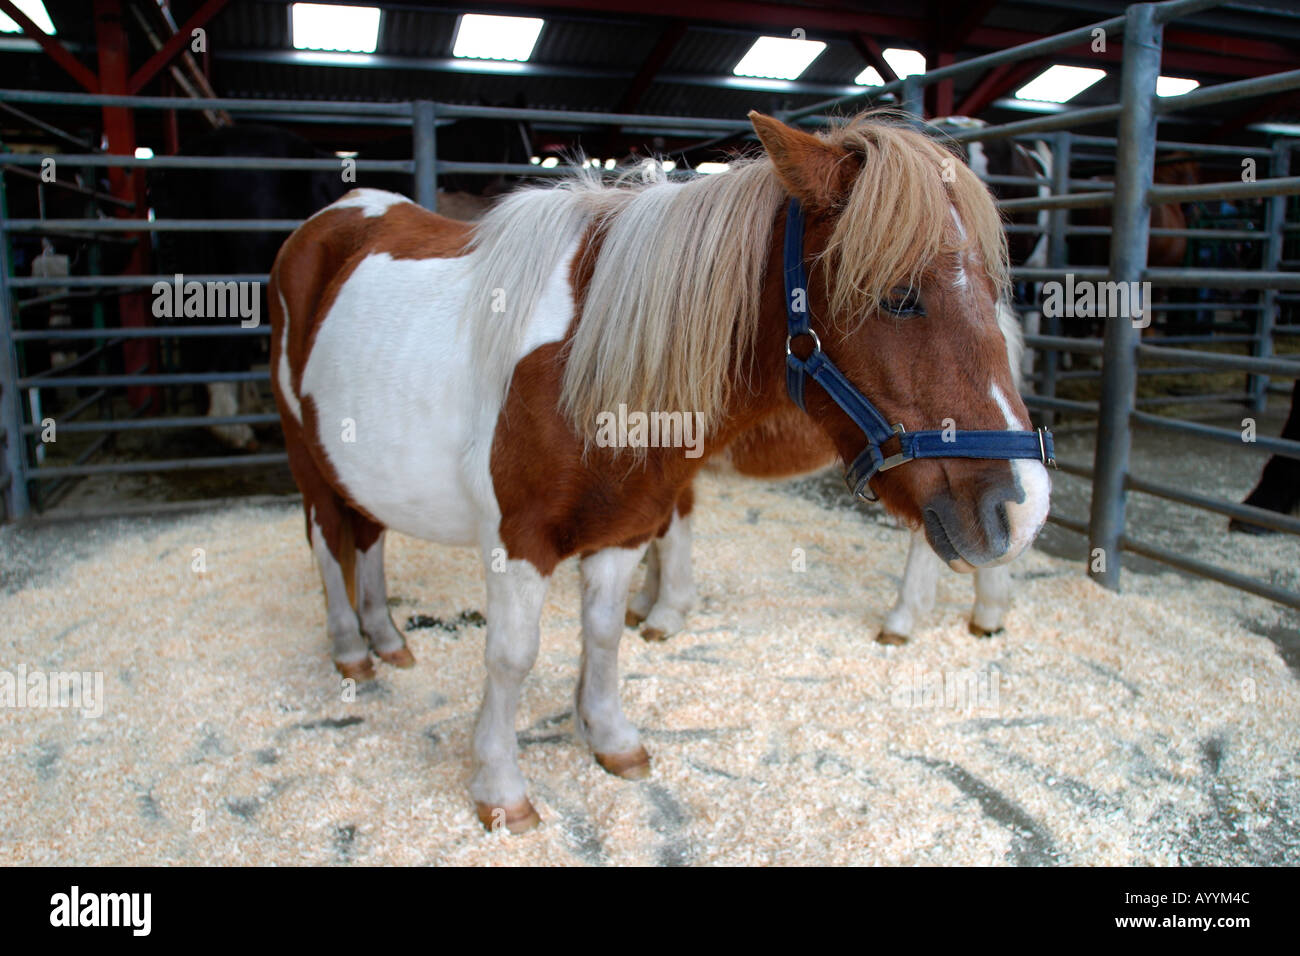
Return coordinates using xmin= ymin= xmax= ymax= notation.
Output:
xmin=1147 ymin=176 xmax=1300 ymax=204
xmin=17 ymin=371 xmax=269 ymax=389
xmin=413 ymin=100 xmax=438 ymax=212
xmin=21 ymin=413 xmax=280 ymax=434
xmin=1254 ymin=142 xmax=1291 ymax=409
xmin=0 ymin=88 xmax=415 ymax=115
xmin=1136 ymin=344 xmax=1300 ymax=377
xmin=2 ymin=218 xmax=304 ymax=232
xmin=30 ymin=452 xmax=289 ymax=480
xmin=1155 ymin=68 xmax=1300 ymax=114
xmin=13 ymin=325 xmax=269 ymax=341
xmin=1119 ymin=535 xmax=1300 ymax=610
xmin=0 ymin=153 xmax=412 ymax=172
xmin=0 ymin=172 xmax=27 ymax=519
xmin=1132 ymin=411 xmax=1300 ymax=459
xmin=1089 ymin=1 xmax=1161 ymax=592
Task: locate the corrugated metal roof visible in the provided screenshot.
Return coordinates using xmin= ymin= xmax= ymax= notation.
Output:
xmin=14 ymin=0 xmax=1300 ymax=140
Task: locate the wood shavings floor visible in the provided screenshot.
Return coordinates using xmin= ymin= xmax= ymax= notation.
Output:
xmin=3 ymin=470 xmax=1298 ymax=866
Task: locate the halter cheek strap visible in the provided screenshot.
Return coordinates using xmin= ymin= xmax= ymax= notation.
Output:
xmin=782 ymin=197 xmax=1055 ymax=502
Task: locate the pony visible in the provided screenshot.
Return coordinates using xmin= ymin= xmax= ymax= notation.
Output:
xmin=626 ymin=299 xmax=1028 ymax=645
xmin=267 ymin=111 xmax=1051 ymax=832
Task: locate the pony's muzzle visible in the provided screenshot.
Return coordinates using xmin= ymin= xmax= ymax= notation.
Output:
xmin=922 ymin=460 xmax=1050 ymax=570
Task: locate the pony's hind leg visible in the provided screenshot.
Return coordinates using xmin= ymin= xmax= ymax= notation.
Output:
xmin=969 ymin=564 xmax=1011 ymax=638
xmin=353 ymin=520 xmax=415 ymax=668
xmin=473 ymin=545 xmax=549 ymax=833
xmin=576 ymin=544 xmax=651 ymax=778
xmin=879 ymin=530 xmax=941 ymax=645
xmin=305 ymin=498 xmax=373 ymax=681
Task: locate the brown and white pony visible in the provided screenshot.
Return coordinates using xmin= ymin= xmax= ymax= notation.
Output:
xmin=268 ymin=112 xmax=1050 ymax=832
xmin=627 ymin=299 xmax=1028 ymax=645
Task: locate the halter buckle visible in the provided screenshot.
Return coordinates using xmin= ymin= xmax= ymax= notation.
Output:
xmin=1037 ymin=426 xmax=1057 ymax=468
xmin=785 ymin=328 xmax=821 ymax=357
xmin=876 ymin=423 xmax=912 ymax=473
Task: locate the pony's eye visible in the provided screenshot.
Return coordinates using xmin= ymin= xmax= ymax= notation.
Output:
xmin=884 ymin=287 xmax=925 ymax=316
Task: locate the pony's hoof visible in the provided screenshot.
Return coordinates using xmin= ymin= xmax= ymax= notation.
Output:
xmin=335 ymin=657 xmax=375 ymax=681
xmin=641 ymin=626 xmax=669 ymax=643
xmin=476 ymin=798 xmax=541 ymax=834
xmin=379 ymin=646 xmax=416 ymax=668
xmin=876 ymin=631 xmax=909 ymax=646
xmin=625 ymin=608 xmax=645 ymax=628
xmin=595 ymin=746 xmax=651 ymax=780
xmin=968 ymin=622 xmax=1004 ymax=639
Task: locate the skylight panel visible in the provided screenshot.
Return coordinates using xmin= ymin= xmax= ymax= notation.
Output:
xmin=0 ymin=0 xmax=56 ymax=34
xmin=733 ymin=36 xmax=827 ymax=81
xmin=1156 ymin=76 xmax=1199 ymax=97
xmin=882 ymin=48 xmax=925 ymax=79
xmin=452 ymin=14 xmax=544 ymax=62
xmin=291 ymin=3 xmax=381 ymax=54
xmin=1014 ymin=65 xmax=1106 ymax=103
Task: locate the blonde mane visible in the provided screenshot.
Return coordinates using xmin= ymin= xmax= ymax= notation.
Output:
xmin=464 ymin=113 xmax=1009 ymax=448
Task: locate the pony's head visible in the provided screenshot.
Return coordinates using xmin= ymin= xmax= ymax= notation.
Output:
xmin=751 ymin=111 xmax=1049 ymax=569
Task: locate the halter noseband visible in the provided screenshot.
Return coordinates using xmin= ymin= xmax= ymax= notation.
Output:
xmin=782 ymin=198 xmax=1055 ymax=503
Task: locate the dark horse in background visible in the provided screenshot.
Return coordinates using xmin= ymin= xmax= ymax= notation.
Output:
xmin=1231 ymin=380 xmax=1300 ymax=533
xmin=149 ymin=125 xmax=344 ymax=450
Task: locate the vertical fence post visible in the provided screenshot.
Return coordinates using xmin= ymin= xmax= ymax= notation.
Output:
xmin=0 ymin=177 xmax=29 ymax=520
xmin=1252 ymin=139 xmax=1291 ymax=412
xmin=1089 ymin=2 xmax=1161 ymax=590
xmin=1039 ymin=130 xmax=1072 ymax=427
xmin=901 ymin=77 xmax=923 ymax=121
xmin=413 ymin=100 xmax=438 ymax=213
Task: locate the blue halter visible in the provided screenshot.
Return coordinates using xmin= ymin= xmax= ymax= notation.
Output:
xmin=782 ymin=198 xmax=1055 ymax=502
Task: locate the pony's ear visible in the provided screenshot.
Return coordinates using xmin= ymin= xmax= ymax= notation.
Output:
xmin=749 ymin=111 xmax=856 ymax=209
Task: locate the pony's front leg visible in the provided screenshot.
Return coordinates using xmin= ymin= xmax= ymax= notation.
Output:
xmin=878 ymin=529 xmax=941 ymax=645
xmin=969 ymin=564 xmax=1011 ymax=637
xmin=472 ymin=549 xmax=549 ymax=833
xmin=638 ymin=511 xmax=696 ymax=642
xmin=576 ymin=545 xmax=652 ymax=779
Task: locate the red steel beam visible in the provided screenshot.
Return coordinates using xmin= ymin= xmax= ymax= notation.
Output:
xmin=94 ymin=0 xmax=157 ymax=410
xmin=488 ymin=0 xmax=919 ymax=37
xmin=613 ymin=19 xmax=686 ymax=114
xmin=850 ymin=33 xmax=898 ymax=84
xmin=1212 ymin=89 xmax=1300 ymax=139
xmin=128 ymin=0 xmax=232 ymax=95
xmin=936 ymin=0 xmax=998 ymax=53
xmin=0 ymin=0 xmax=98 ymax=92
xmin=953 ymin=56 xmax=1052 ymax=118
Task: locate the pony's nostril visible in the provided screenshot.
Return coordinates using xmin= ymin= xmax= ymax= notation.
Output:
xmin=979 ymin=497 xmax=1012 ymax=558
xmin=923 ymin=503 xmax=961 ymax=565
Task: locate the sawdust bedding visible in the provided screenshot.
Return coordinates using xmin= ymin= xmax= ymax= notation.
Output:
xmin=2 ymin=469 xmax=1297 ymax=866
